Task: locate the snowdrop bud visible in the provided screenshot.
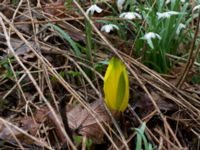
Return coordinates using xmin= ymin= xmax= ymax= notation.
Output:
xmin=165 ymin=0 xmax=171 ymax=5
xmin=166 ymin=0 xmax=185 ymax=4
xmin=119 ymin=12 xmax=142 ymax=20
xmin=176 ymin=23 xmax=186 ymax=35
xmin=157 ymin=11 xmax=181 ymax=19
xmin=141 ymin=32 xmax=161 ymax=49
xmin=101 ymin=24 xmax=119 ymax=33
xmin=86 ymin=4 xmax=103 ymax=15
xmin=193 ymin=5 xmax=200 ymax=13
xmin=117 ymin=0 xmax=125 ymax=11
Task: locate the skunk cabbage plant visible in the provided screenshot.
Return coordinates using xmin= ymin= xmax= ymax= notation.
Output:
xmin=103 ymin=57 xmax=129 ymax=112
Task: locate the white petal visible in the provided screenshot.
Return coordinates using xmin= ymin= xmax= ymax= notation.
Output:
xmin=119 ymin=12 xmax=142 ymax=20
xmin=176 ymin=23 xmax=186 ymax=35
xmin=166 ymin=0 xmax=185 ymax=4
xmin=141 ymin=32 xmax=161 ymax=49
xmin=144 ymin=7 xmax=151 ymax=11
xmin=117 ymin=0 xmax=125 ymax=11
xmin=147 ymin=39 xmax=154 ymax=49
xmin=193 ymin=5 xmax=200 ymax=12
xmin=133 ymin=12 xmax=142 ymax=19
xmin=101 ymin=24 xmax=119 ymax=33
xmin=143 ymin=32 xmax=161 ymax=40
xmin=86 ymin=4 xmax=103 ymax=15
xmin=157 ymin=11 xmax=181 ymax=19
xmin=165 ymin=0 xmax=171 ymax=4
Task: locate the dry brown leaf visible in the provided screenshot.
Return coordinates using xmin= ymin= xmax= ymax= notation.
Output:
xmin=42 ymin=0 xmax=85 ymax=42
xmin=0 ymin=116 xmax=46 ymax=146
xmin=67 ymin=100 xmax=111 ymax=144
xmin=47 ymin=100 xmax=111 ymax=144
xmin=19 ymin=117 xmax=39 ymax=136
xmin=43 ymin=2 xmax=66 ymax=17
xmin=14 ymin=10 xmax=44 ymax=33
xmin=0 ymin=100 xmax=111 ymax=147
xmin=0 ymin=34 xmax=38 ymax=59
xmin=151 ymin=92 xmax=176 ymax=111
xmin=0 ymin=5 xmax=14 ymax=19
xmin=0 ymin=106 xmax=51 ymax=147
xmin=136 ymin=91 xmax=176 ymax=112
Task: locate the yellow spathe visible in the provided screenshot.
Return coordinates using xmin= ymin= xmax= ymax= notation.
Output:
xmin=103 ymin=57 xmax=129 ymax=112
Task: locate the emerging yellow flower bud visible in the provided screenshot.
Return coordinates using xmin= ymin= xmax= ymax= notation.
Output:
xmin=103 ymin=57 xmax=129 ymax=112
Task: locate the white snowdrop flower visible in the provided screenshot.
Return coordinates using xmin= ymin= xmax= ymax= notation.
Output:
xmin=193 ymin=5 xmax=200 ymax=12
xmin=117 ymin=0 xmax=125 ymax=11
xmin=157 ymin=11 xmax=181 ymax=19
xmin=176 ymin=23 xmax=186 ymax=35
xmin=136 ymin=8 xmax=139 ymax=11
xmin=86 ymin=4 xmax=103 ymax=15
xmin=141 ymin=32 xmax=161 ymax=49
xmin=165 ymin=0 xmax=171 ymax=4
xmin=144 ymin=7 xmax=151 ymax=11
xmin=166 ymin=0 xmax=185 ymax=4
xmin=142 ymin=32 xmax=161 ymax=40
xmin=119 ymin=12 xmax=142 ymax=20
xmin=101 ymin=24 xmax=119 ymax=33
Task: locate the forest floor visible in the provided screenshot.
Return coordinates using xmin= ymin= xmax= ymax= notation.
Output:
xmin=0 ymin=0 xmax=200 ymax=150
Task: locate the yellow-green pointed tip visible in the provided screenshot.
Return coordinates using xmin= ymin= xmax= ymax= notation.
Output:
xmin=103 ymin=57 xmax=129 ymax=112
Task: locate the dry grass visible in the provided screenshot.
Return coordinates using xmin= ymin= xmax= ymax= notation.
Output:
xmin=0 ymin=0 xmax=200 ymax=150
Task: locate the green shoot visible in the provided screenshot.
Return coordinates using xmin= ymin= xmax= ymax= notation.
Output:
xmin=47 ymin=24 xmax=81 ymax=57
xmin=133 ymin=122 xmax=153 ymax=150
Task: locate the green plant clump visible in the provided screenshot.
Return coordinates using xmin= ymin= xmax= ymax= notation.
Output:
xmin=133 ymin=0 xmax=191 ymax=73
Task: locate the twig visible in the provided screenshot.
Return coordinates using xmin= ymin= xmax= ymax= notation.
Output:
xmin=177 ymin=10 xmax=200 ymax=88
xmin=59 ymin=95 xmax=74 ymax=150
xmin=166 ymin=53 xmax=200 ymax=67
xmin=12 ymin=17 xmax=140 ymax=25
xmin=0 ymin=118 xmax=52 ymax=149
